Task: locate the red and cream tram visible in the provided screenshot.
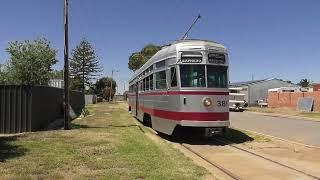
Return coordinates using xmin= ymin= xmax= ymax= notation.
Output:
xmin=128 ymin=39 xmax=229 ymax=136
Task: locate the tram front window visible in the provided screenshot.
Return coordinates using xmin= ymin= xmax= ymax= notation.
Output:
xmin=207 ymin=65 xmax=228 ymax=88
xmin=180 ymin=65 xmax=206 ymax=87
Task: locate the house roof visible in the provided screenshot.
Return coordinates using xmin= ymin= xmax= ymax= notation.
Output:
xmin=230 ymin=78 xmax=293 ymax=87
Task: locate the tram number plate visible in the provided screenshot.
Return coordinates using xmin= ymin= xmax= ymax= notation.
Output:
xmin=217 ymin=100 xmax=227 ymax=107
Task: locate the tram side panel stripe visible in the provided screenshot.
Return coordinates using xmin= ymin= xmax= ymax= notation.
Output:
xmin=139 ymin=105 xmax=229 ymax=121
xmin=128 ymin=91 xmax=229 ymax=96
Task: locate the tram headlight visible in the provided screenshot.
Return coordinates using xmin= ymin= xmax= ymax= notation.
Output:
xmin=203 ymin=97 xmax=213 ymax=107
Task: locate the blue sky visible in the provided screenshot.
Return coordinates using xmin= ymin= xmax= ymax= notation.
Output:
xmin=1 ymin=0 xmax=320 ymax=93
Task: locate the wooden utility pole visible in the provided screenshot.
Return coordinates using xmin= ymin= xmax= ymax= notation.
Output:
xmin=64 ymin=0 xmax=70 ymax=130
xmin=109 ymin=69 xmax=119 ymax=102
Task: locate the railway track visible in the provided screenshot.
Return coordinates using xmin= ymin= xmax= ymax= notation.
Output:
xmin=180 ymin=143 xmax=241 ymax=180
xmin=179 ymin=137 xmax=320 ymax=180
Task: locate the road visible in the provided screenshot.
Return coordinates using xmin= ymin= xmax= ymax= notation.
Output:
xmin=230 ymin=112 xmax=320 ymax=147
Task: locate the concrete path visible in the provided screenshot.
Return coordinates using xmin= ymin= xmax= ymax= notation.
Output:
xmin=230 ymin=112 xmax=320 ymax=147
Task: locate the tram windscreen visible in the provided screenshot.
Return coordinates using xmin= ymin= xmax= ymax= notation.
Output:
xmin=207 ymin=66 xmax=228 ymax=88
xmin=180 ymin=65 xmax=206 ymax=87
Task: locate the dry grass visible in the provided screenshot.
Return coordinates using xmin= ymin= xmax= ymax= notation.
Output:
xmin=0 ymin=102 xmax=207 ymax=179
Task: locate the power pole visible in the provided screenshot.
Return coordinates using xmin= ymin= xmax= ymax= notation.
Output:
xmin=63 ymin=0 xmax=70 ymax=130
xmin=109 ymin=69 xmax=119 ymax=102
xmin=110 ymin=70 xmax=113 ymax=102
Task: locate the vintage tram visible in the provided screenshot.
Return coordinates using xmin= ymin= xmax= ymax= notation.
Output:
xmin=128 ymin=39 xmax=229 ymax=136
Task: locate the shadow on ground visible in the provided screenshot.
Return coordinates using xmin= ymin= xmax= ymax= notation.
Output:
xmin=0 ymin=135 xmax=27 ymax=162
xmin=157 ymin=127 xmax=254 ymax=146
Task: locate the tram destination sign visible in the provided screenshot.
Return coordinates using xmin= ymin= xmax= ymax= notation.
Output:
xmin=208 ymin=53 xmax=225 ymax=64
xmin=181 ymin=52 xmax=203 ymax=63
xmin=181 ymin=57 xmax=202 ymax=63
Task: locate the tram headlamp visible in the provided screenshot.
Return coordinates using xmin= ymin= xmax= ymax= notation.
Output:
xmin=203 ymin=97 xmax=213 ymax=107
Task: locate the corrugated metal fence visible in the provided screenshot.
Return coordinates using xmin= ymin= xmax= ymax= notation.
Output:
xmin=0 ymin=86 xmax=32 ymax=133
xmin=0 ymin=85 xmax=85 ymax=134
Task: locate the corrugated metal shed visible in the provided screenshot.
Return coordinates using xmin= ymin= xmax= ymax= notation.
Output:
xmin=230 ymin=78 xmax=297 ymax=105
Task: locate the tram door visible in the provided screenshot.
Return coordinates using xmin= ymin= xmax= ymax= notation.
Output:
xmin=135 ymin=82 xmax=138 ymax=116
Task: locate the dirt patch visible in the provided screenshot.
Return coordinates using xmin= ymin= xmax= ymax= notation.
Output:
xmin=242 ymin=138 xmax=320 ymax=177
xmin=145 ymin=127 xmax=320 ymax=179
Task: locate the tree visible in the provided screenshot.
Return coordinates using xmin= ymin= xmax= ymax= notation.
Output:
xmin=50 ymin=69 xmax=64 ymax=79
xmin=298 ymin=79 xmax=311 ymax=87
xmin=141 ymin=44 xmax=161 ymax=60
xmin=4 ymin=38 xmax=57 ymax=85
xmin=103 ymin=87 xmax=114 ymax=102
xmin=128 ymin=52 xmax=145 ymax=72
xmin=70 ymin=77 xmax=83 ymax=91
xmin=70 ymin=39 xmax=102 ymax=91
xmin=128 ymin=44 xmax=161 ymax=71
xmin=94 ymin=77 xmax=117 ymax=98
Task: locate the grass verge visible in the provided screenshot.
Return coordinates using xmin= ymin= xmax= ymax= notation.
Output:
xmin=0 ymin=102 xmax=207 ymax=179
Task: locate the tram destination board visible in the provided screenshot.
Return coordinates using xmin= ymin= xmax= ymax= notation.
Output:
xmin=208 ymin=53 xmax=225 ymax=64
xmin=181 ymin=52 xmax=202 ymax=63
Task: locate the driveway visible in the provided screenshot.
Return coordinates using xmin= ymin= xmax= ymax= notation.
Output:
xmin=230 ymin=112 xmax=320 ymax=147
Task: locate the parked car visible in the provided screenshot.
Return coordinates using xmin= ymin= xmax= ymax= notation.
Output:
xmin=229 ymin=88 xmax=246 ymax=112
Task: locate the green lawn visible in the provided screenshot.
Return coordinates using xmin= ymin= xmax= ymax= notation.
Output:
xmin=0 ymin=102 xmax=207 ymax=179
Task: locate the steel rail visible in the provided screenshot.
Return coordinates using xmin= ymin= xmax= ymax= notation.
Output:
xmin=180 ymin=143 xmax=241 ymax=180
xmin=213 ymin=137 xmax=320 ymax=180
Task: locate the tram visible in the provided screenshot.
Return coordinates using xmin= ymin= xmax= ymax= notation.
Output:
xmin=128 ymin=39 xmax=229 ymax=136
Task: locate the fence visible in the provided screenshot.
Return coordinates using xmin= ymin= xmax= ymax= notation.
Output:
xmin=85 ymin=94 xmax=97 ymax=105
xmin=0 ymin=85 xmax=85 ymax=133
xmin=268 ymin=91 xmax=320 ymax=111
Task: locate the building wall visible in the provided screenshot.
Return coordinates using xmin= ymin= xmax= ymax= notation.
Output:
xmin=313 ymin=84 xmax=320 ymax=91
xmin=248 ymin=80 xmax=296 ymax=105
xmin=238 ymin=86 xmax=249 ymax=102
xmin=268 ymin=91 xmax=320 ymax=112
xmin=48 ymin=79 xmax=64 ymax=89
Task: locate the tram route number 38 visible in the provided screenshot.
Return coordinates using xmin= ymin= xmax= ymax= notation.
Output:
xmin=217 ymin=100 xmax=227 ymax=107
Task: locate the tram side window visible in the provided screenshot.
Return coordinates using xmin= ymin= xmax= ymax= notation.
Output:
xmin=156 ymin=71 xmax=167 ymax=89
xmin=156 ymin=60 xmax=166 ymax=69
xmin=150 ymin=74 xmax=153 ymax=90
xmin=143 ymin=79 xmax=146 ymax=91
xmin=146 ymin=76 xmax=150 ymax=91
xmin=170 ymin=67 xmax=177 ymax=87
xmin=180 ymin=65 xmax=206 ymax=87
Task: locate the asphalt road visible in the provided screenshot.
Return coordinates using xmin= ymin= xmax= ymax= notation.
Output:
xmin=230 ymin=112 xmax=320 ymax=147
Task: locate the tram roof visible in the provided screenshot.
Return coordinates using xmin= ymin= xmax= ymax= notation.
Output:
xmin=129 ymin=39 xmax=227 ymax=83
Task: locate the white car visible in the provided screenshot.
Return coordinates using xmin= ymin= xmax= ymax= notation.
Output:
xmin=229 ymin=87 xmax=246 ymax=112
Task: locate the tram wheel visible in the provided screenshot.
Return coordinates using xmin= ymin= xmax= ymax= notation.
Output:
xmin=143 ymin=113 xmax=152 ymax=128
